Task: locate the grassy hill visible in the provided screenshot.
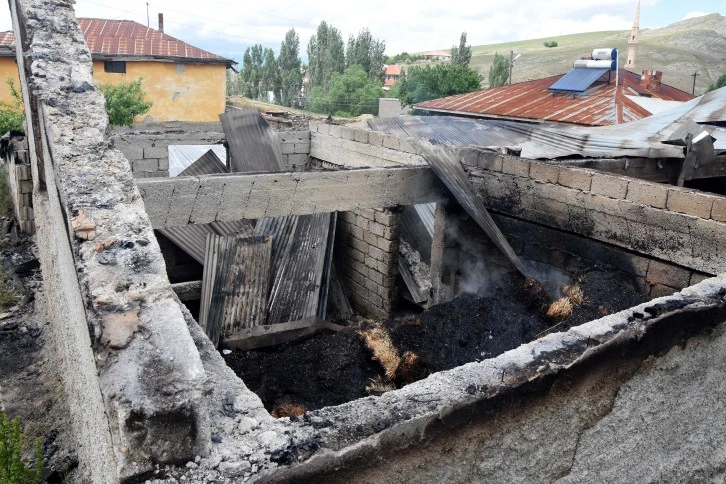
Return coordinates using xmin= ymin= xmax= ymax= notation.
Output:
xmin=410 ymin=13 xmax=725 ymax=95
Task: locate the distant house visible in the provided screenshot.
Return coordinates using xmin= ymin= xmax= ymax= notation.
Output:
xmin=0 ymin=17 xmax=235 ymax=123
xmin=415 ymin=69 xmax=694 ymax=126
xmin=383 ymin=64 xmax=402 ymax=90
xmin=421 ymin=50 xmax=451 ymax=61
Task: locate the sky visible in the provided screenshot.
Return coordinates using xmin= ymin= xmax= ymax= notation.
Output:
xmin=0 ymin=0 xmax=724 ymax=63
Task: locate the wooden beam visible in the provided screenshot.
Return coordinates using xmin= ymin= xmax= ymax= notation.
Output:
xmin=137 ymin=166 xmax=447 ymax=228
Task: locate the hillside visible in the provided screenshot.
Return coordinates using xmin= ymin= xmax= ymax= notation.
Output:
xmin=413 ymin=13 xmax=725 ymax=95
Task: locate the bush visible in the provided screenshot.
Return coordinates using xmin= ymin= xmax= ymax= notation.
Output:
xmin=707 ymin=74 xmax=726 ymax=92
xmin=0 ymin=78 xmax=24 ymax=135
xmin=543 ymin=40 xmax=558 ymax=48
xmin=0 ymin=412 xmax=43 ymax=484
xmin=101 ymin=78 xmax=153 ymax=127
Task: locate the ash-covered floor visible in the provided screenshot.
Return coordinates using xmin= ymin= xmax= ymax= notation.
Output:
xmin=223 ymin=263 xmax=647 ymax=416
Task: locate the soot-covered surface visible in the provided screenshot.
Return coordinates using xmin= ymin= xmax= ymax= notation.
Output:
xmin=224 ymin=266 xmax=648 ymax=414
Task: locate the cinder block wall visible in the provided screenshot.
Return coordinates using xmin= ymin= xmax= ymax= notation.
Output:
xmin=278 ymin=131 xmax=310 ymax=171
xmin=2 ymin=137 xmax=34 ymax=233
xmin=461 ymin=150 xmax=726 ymax=276
xmin=336 ymin=208 xmax=400 ymax=318
xmin=111 ymin=122 xmax=224 ymax=178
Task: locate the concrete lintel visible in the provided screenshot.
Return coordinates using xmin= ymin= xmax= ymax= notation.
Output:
xmin=137 ymin=167 xmax=448 ymax=227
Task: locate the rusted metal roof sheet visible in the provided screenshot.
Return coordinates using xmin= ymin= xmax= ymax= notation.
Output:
xmin=0 ymin=20 xmax=233 ymax=64
xmin=220 ymin=109 xmax=284 ymax=173
xmin=199 ymin=234 xmax=272 ymax=347
xmin=415 ymin=69 xmax=694 ymax=126
xmin=370 ymin=89 xmax=726 ymax=159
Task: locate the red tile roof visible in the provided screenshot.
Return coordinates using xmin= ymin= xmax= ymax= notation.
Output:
xmin=415 ymin=69 xmax=694 ymax=126
xmin=0 ymin=18 xmax=233 ymax=65
xmin=385 ymin=64 xmax=401 ymax=76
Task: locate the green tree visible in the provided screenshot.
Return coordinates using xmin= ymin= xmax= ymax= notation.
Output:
xmin=707 ymin=74 xmax=726 ymax=92
xmin=307 ymin=21 xmax=345 ymax=91
xmin=450 ymin=32 xmax=472 ymax=68
xmin=262 ymin=47 xmax=281 ymax=102
xmin=0 ymin=78 xmax=24 ymax=135
xmin=345 ymin=28 xmax=386 ymax=82
xmin=0 ymin=412 xmax=43 ymax=484
xmin=488 ymin=52 xmax=509 ymax=88
xmin=308 ymin=65 xmax=383 ymax=117
xmin=239 ymin=45 xmax=265 ymax=99
xmin=393 ymin=64 xmax=482 ymax=105
xmin=279 ymin=29 xmax=303 ymax=107
xmin=101 ymin=78 xmax=152 ymax=127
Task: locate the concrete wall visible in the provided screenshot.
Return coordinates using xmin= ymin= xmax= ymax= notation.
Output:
xmin=278 ymin=131 xmax=310 ymax=170
xmin=462 ymin=151 xmax=726 ymax=276
xmin=336 ymin=208 xmax=399 ymax=318
xmin=93 ymin=60 xmax=227 ymax=123
xmin=12 ymin=0 xmax=209 ymax=480
xmin=309 ymin=121 xmax=726 ymax=277
xmin=112 ymin=122 xmax=224 ymax=178
xmin=2 ymin=137 xmax=34 ymax=233
xmin=378 ymin=98 xmax=408 ymax=118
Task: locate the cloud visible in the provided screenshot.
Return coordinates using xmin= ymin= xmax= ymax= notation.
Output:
xmin=0 ymin=0 xmax=668 ymax=62
xmin=682 ymin=11 xmax=709 ymax=19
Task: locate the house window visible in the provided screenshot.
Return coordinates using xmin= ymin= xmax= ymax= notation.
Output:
xmin=104 ymin=61 xmax=126 ymax=74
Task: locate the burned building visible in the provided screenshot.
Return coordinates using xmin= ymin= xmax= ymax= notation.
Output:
xmin=3 ymin=0 xmax=726 ymax=482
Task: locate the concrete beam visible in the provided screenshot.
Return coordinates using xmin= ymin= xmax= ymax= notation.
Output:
xmin=137 ymin=167 xmax=448 ymax=228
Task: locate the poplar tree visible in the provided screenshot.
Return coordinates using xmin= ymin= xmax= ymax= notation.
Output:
xmin=279 ymin=29 xmax=302 ymax=107
xmin=451 ymin=32 xmax=472 ymax=68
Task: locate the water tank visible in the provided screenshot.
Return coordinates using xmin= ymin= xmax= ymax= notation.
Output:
xmin=591 ymin=48 xmax=617 ymax=61
xmin=573 ymin=59 xmax=616 ymax=70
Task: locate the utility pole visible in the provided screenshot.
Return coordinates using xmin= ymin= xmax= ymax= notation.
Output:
xmin=691 ymin=72 xmax=698 ymax=95
xmin=508 ymin=50 xmax=513 ymax=85
xmin=146 ymin=2 xmax=150 ymax=27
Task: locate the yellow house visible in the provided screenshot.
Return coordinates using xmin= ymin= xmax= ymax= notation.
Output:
xmin=0 ymin=17 xmax=235 ymax=123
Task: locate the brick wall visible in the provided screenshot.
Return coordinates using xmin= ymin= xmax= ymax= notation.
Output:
xmin=460 ymin=150 xmax=726 ymax=275
xmin=2 ymin=137 xmax=34 ymax=233
xmin=111 ymin=122 xmax=224 ymax=178
xmin=336 ymin=208 xmax=400 ymax=318
xmin=278 ymin=131 xmax=310 ymax=171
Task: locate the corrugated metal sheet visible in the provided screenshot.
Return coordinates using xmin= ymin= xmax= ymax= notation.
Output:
xmin=369 ymin=89 xmax=726 ymax=160
xmin=416 ymin=140 xmax=526 ymax=276
xmin=220 ymin=109 xmax=284 ymax=173
xmin=400 ymin=204 xmax=435 ymax=264
xmin=415 ymin=69 xmax=694 ymax=126
xmin=549 ymin=68 xmax=609 ymax=93
xmin=158 ymin=220 xmax=254 ymax=264
xmin=625 ymin=95 xmax=687 ymax=115
xmin=255 ymin=213 xmax=333 ymax=324
xmin=169 ymin=145 xmax=227 ymax=177
xmin=177 ymin=149 xmax=227 ymax=177
xmin=199 ymin=234 xmax=272 ymax=347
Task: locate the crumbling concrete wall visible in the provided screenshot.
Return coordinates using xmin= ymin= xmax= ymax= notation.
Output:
xmin=11 ymin=0 xmax=210 ymax=480
xmin=2 ymin=137 xmax=34 ymax=233
xmin=336 ymin=208 xmax=399 ymax=318
xmin=112 ymin=122 xmax=224 ymax=178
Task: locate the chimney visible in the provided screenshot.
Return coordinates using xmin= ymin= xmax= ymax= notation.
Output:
xmin=158 ymin=13 xmax=164 ymax=33
xmin=640 ymin=70 xmax=662 ymax=92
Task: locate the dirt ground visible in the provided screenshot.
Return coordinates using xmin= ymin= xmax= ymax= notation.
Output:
xmin=0 ymin=230 xmax=77 ymax=482
xmin=224 ymin=263 xmax=647 ymax=415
